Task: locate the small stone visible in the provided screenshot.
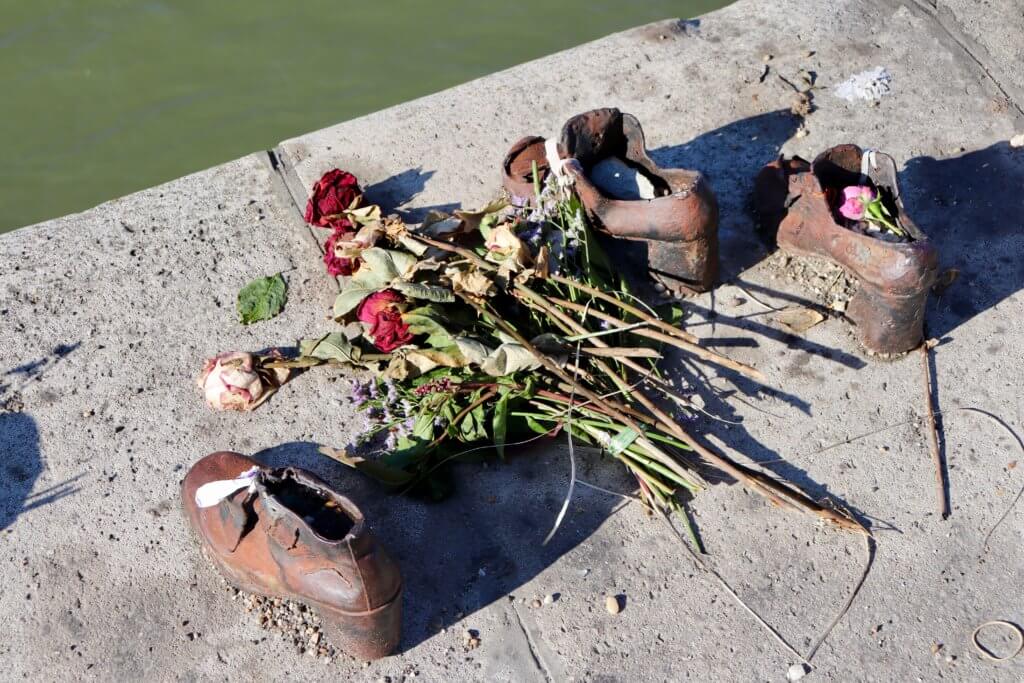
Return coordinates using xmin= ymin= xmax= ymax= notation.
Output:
xmin=787 ymin=663 xmax=809 ymax=681
xmin=795 ymin=128 xmax=809 ymax=139
xmin=530 ymin=599 xmax=542 ymax=609
xmin=762 ymin=53 xmax=773 ymax=62
xmin=605 ymin=595 xmax=622 ymax=615
xmin=1011 ymin=133 xmax=1024 ymax=148
xmin=543 ymin=593 xmax=556 ymax=605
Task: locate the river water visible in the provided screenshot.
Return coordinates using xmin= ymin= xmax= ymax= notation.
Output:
xmin=1 ymin=1 xmax=729 ymax=232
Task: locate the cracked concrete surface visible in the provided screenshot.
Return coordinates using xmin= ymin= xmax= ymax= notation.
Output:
xmin=3 ymin=0 xmax=1024 ymax=680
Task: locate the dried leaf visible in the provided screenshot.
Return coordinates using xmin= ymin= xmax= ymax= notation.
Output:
xmin=392 ymin=280 xmax=455 ymax=303
xmin=484 ymin=224 xmax=530 ymax=271
xmin=353 ymin=248 xmax=418 ymax=290
xmin=481 ymin=343 xmax=541 ymax=376
xmin=447 ymin=267 xmax=496 ymax=298
xmin=454 ymin=337 xmax=492 ymax=365
xmin=775 ymin=307 xmax=825 ymax=334
xmin=401 ymin=310 xmax=455 ymax=348
xmin=333 ymin=285 xmax=376 ymax=319
xmin=298 ymin=333 xmax=361 ymax=364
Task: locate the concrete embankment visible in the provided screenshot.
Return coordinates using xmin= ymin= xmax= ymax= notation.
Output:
xmin=3 ymin=0 xmax=1023 ymax=680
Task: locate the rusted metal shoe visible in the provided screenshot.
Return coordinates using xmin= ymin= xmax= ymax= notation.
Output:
xmin=755 ymin=144 xmax=939 ymax=355
xmin=182 ymin=451 xmax=402 ymax=659
xmin=502 ymin=108 xmax=720 ymax=294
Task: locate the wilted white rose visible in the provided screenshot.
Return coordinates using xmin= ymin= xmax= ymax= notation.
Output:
xmin=197 ymin=352 xmax=266 ymax=411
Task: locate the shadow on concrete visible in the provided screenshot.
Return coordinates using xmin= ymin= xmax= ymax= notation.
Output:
xmin=364 ymin=166 xmax=461 ymax=223
xmin=900 ymin=141 xmax=1024 ymax=339
xmin=0 ymin=413 xmax=42 ymax=530
xmin=0 ymin=412 xmax=79 ymax=531
xmin=659 ymin=356 xmax=886 ymax=532
xmin=1 ymin=343 xmax=84 ymax=530
xmin=650 ymin=108 xmax=802 ymax=280
xmin=252 ymin=439 xmax=629 ymax=652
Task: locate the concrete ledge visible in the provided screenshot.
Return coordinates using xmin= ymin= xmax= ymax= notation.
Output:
xmin=4 ymin=0 xmax=1024 ymax=680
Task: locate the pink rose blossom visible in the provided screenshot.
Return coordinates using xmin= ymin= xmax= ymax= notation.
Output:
xmin=839 ymin=185 xmax=875 ymax=221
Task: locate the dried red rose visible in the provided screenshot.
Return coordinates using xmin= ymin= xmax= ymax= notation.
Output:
xmin=356 ymin=290 xmax=414 ymax=353
xmin=324 ymin=227 xmax=358 ymax=277
xmin=304 ymin=169 xmax=362 ymax=230
xmin=322 ymin=223 xmax=383 ymax=277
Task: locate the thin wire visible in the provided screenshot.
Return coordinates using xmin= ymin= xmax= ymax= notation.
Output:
xmin=541 ymin=305 xmax=586 ymax=546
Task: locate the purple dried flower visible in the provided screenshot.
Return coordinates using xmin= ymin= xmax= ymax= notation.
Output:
xmin=349 ymin=379 xmax=371 ymax=406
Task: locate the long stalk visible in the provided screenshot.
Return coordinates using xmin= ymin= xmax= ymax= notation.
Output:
xmin=548 ymin=295 xmax=764 ymax=383
xmin=548 ymin=273 xmax=699 ymax=343
xmin=465 ymin=292 xmax=867 ymax=534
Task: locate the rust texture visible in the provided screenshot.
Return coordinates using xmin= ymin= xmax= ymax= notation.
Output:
xmin=756 ymin=144 xmax=939 ymax=355
xmin=502 ymin=108 xmax=720 ymax=293
xmin=182 ymin=451 xmax=403 ymax=660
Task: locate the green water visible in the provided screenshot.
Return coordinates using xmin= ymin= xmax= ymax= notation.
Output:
xmin=1 ymin=1 xmax=730 ymax=232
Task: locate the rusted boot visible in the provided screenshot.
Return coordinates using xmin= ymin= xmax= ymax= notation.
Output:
xmin=181 ymin=451 xmax=402 ymax=659
xmin=502 ymin=108 xmax=719 ymax=294
xmin=755 ymin=144 xmax=939 ymax=355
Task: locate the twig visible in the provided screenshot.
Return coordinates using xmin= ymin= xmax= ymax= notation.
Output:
xmin=548 ymin=295 xmax=765 ymax=383
xmin=920 ymin=344 xmax=950 ymax=519
xmin=426 ymin=387 xmax=498 ymax=450
xmin=548 ymin=272 xmax=699 ymax=343
xmin=402 ymin=231 xmax=496 ymax=271
xmin=463 ymin=292 xmax=866 ymax=534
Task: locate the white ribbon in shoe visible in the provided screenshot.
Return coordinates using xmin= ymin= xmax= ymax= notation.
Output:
xmin=859 ymin=149 xmax=878 ymax=184
xmin=545 ymin=137 xmax=574 ymax=188
xmin=194 ymin=466 xmax=260 ymax=508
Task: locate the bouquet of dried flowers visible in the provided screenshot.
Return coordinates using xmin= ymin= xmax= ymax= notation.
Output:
xmin=201 ymin=167 xmax=866 ymax=540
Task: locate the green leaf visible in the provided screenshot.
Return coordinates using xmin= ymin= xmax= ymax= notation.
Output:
xmin=402 ymin=312 xmax=455 ymax=348
xmin=333 ymin=285 xmax=376 ymax=319
xmin=524 ymin=414 xmax=551 ymax=435
xmin=237 ymin=273 xmax=287 ymax=325
xmin=392 ymin=280 xmax=455 ymax=303
xmin=299 ymin=333 xmax=361 ymax=364
xmin=493 ymin=390 xmax=510 ymax=459
xmin=607 ymin=427 xmax=639 ymax=456
xmin=459 ymin=401 xmax=488 ymax=442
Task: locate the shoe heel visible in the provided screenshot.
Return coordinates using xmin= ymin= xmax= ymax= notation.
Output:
xmin=646 ymin=235 xmax=719 ymax=294
xmin=847 ymin=280 xmax=928 ymax=355
xmin=320 ymin=589 xmax=402 ymax=661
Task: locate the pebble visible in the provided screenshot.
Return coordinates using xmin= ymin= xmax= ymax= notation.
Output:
xmin=543 ymin=593 xmax=556 ymax=605
xmin=605 ymin=595 xmax=622 ymax=615
xmin=530 ymin=599 xmax=542 ymax=609
xmin=1011 ymin=133 xmax=1024 ymax=148
xmin=462 ymin=629 xmax=481 ymax=651
xmin=787 ymin=663 xmax=809 ymax=681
